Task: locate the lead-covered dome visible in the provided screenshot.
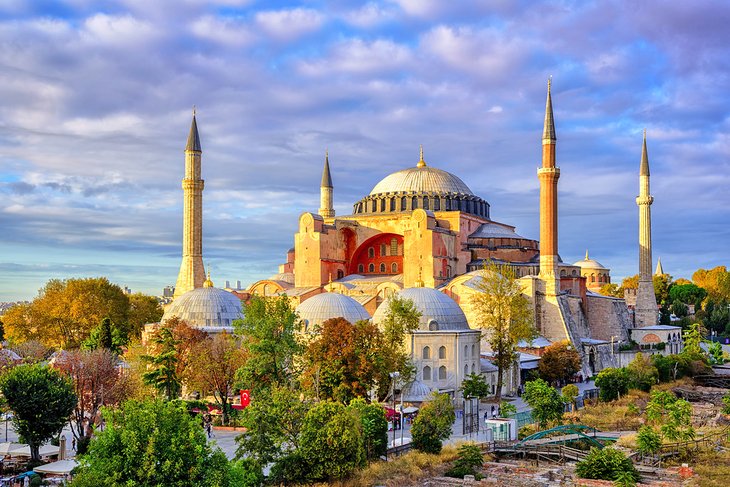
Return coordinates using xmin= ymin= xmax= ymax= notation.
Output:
xmin=296 ymin=292 xmax=371 ymax=331
xmin=372 ymin=287 xmax=470 ymax=331
xmin=352 ymin=150 xmax=490 ymax=219
xmin=573 ymin=250 xmax=607 ymax=270
xmin=162 ymin=282 xmax=243 ymax=328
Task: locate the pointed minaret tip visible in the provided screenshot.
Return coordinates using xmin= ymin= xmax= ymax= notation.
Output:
xmin=585 ymin=249 xmax=589 ymax=260
xmin=321 ymin=149 xmax=333 ymax=188
xmin=655 ymin=257 xmax=664 ymax=276
xmin=186 ymin=109 xmax=202 ymax=152
xmin=640 ymin=129 xmax=650 ymax=176
xmin=417 ymin=145 xmax=426 ymax=168
xmin=542 ymin=77 xmax=556 ymax=142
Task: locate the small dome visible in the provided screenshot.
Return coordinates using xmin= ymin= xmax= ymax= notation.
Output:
xmin=372 ymin=287 xmax=470 ymax=331
xmin=573 ymin=250 xmax=607 ymax=270
xmin=296 ymin=292 xmax=371 ymax=330
xmin=268 ymin=272 xmax=295 ymax=285
xmin=401 ymin=379 xmax=433 ymax=403
xmin=162 ymin=287 xmax=243 ymax=328
xmin=370 ymin=166 xmax=473 ymax=196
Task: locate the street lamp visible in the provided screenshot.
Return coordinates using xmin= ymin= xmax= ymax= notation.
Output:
xmin=389 ymin=371 xmax=400 ymax=449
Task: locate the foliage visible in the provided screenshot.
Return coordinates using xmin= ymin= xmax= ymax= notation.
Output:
xmin=2 ymin=277 xmax=130 ymax=348
xmin=70 ymin=399 xmax=234 ymax=487
xmin=562 ymin=384 xmax=579 ymax=411
xmin=682 ymin=322 xmax=707 ymax=363
xmin=229 ymin=459 xmax=264 ymax=487
xmin=53 ymin=349 xmax=132 ymax=452
xmin=651 ymin=354 xmax=689 ymax=382
xmin=722 ymin=392 xmax=730 ymax=415
xmin=692 ymin=266 xmax=730 ymax=301
xmin=645 ymin=390 xmax=694 ymax=441
xmin=538 ymin=340 xmax=582 ymax=384
xmin=626 ymin=353 xmax=658 ymax=392
xmin=575 ymin=447 xmax=639 ymax=483
xmin=707 ymin=341 xmax=724 ymax=365
xmin=127 ymin=293 xmax=163 ymax=338
xmin=302 ymin=317 xmax=389 ymax=403
xmin=235 ymin=385 xmax=309 ymax=466
xmin=460 ymin=373 xmax=491 ymax=399
xmin=701 ymin=299 xmax=730 ymax=335
xmin=445 ymin=443 xmax=483 ymax=479
xmin=0 ymin=364 xmax=77 ymax=461
xmin=613 ymin=469 xmax=638 ymax=487
xmin=411 ymin=393 xmax=456 ymax=454
xmin=636 ymin=425 xmax=662 ymax=455
xmin=670 ymin=301 xmax=688 ymax=318
xmin=141 ymin=326 xmax=181 ymax=401
xmin=595 ymin=367 xmax=630 ymax=402
xmin=598 ymin=283 xmax=622 ymax=298
xmin=186 ymin=332 xmax=246 ymax=425
xmin=298 ymin=401 xmax=365 ymax=482
xmin=349 ymin=398 xmax=388 ymax=461
xmin=0 ymin=318 xmax=4 ymax=343
xmin=83 ymin=317 xmax=129 ymax=354
xmin=575 ymin=390 xmax=648 ymax=431
xmin=378 ymin=295 xmax=421 ymax=394
xmin=522 ymin=379 xmax=565 ymax=427
xmin=619 ymin=273 xmax=673 ymax=305
xmin=234 ymin=295 xmax=301 ymax=394
xmin=470 ymin=261 xmax=536 ymax=402
xmin=12 ymin=340 xmax=51 ymax=363
xmin=500 ymin=400 xmax=517 ymax=417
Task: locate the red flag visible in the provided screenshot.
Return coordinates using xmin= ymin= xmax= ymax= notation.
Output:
xmin=240 ymin=390 xmax=251 ymax=408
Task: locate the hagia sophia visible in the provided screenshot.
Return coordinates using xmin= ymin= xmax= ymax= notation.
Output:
xmin=153 ymin=81 xmax=683 ymax=401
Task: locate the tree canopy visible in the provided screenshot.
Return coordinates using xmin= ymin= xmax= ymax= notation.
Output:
xmin=538 ymin=340 xmax=582 ymax=384
xmin=523 ymin=378 xmax=565 ymax=428
xmin=411 ymin=392 xmax=456 ymax=454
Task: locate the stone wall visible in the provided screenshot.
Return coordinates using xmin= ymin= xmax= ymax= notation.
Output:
xmin=585 ymin=294 xmax=631 ymax=342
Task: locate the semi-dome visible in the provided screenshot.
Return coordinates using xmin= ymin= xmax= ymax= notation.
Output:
xmin=296 ymin=292 xmax=371 ymax=330
xmin=162 ymin=280 xmax=243 ymax=328
xmin=372 ymin=287 xmax=470 ymax=331
xmin=573 ymin=250 xmax=607 ymax=270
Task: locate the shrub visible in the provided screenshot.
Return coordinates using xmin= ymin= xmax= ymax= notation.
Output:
xmin=636 ymin=425 xmax=661 ymax=455
xmin=445 ymin=443 xmax=484 ymax=479
xmin=349 ymin=398 xmax=388 ymax=461
xmin=230 ymin=459 xmax=264 ymax=487
xmin=523 ymin=378 xmax=565 ymax=427
xmin=723 ymin=392 xmax=730 ymax=415
xmin=499 ymin=401 xmax=517 ymax=417
xmin=626 ymin=353 xmax=658 ymax=392
xmin=595 ymin=368 xmax=630 ymax=401
xmin=412 ymin=393 xmax=455 ymax=454
xmin=575 ymin=447 xmax=639 ymax=482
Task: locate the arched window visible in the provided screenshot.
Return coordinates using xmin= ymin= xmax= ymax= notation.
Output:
xmin=590 ymin=273 xmax=595 ymax=282
xmin=337 ymin=270 xmax=344 ymax=279
xmin=438 ymin=366 xmax=447 ymax=380
xmin=471 ymin=363 xmax=475 ymax=374
xmin=471 ymin=344 xmax=475 ymax=357
xmin=358 ymin=264 xmax=364 ymax=273
xmin=560 ymin=269 xmax=566 ymax=277
xmin=434 ymin=198 xmax=440 ymax=211
xmin=401 ymin=197 xmax=407 ymax=211
xmin=391 ymin=262 xmax=398 ymax=273
xmin=412 ymin=196 xmax=417 ymax=209
xmin=368 ymin=247 xmax=374 ymax=258
xmin=380 ymin=199 xmax=385 ymax=212
xmin=368 ymin=263 xmax=375 ymax=273
xmin=439 ymin=346 xmax=446 ymax=359
xmin=423 ymin=366 xmax=431 ymax=381
xmin=422 ymin=346 xmax=430 ymax=359
xmin=380 ymin=243 xmax=387 ymax=256
xmin=379 ymin=263 xmax=386 ymax=273
xmin=429 ymin=320 xmax=439 ymax=331
xmin=464 ymin=364 xmax=468 ymax=376
xmin=446 ymin=266 xmax=452 ymax=278
xmin=423 ymin=196 xmax=429 ymax=210
xmin=572 ymin=269 xmax=577 ymax=276
xmin=390 ymin=238 xmax=398 ymax=255
xmin=390 ymin=198 xmax=396 ymax=211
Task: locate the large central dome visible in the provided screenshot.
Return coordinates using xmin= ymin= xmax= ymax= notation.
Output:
xmin=369 ymin=165 xmax=474 ymax=196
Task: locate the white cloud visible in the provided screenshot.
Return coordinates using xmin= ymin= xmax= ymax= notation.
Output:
xmin=298 ymin=38 xmax=412 ymax=76
xmin=342 ymin=3 xmax=396 ymax=28
xmin=255 ymin=8 xmax=324 ymax=41
xmin=190 ymin=15 xmax=254 ymax=47
xmin=81 ymin=13 xmax=157 ymax=45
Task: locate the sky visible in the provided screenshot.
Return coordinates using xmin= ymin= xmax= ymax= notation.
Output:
xmin=0 ymin=0 xmax=729 ymax=301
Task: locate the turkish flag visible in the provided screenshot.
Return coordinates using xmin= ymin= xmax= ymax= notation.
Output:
xmin=240 ymin=390 xmax=251 ymax=408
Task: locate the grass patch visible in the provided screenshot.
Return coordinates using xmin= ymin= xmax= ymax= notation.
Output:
xmin=686 ymin=445 xmax=730 ymax=487
xmin=574 ymin=389 xmax=649 ymax=431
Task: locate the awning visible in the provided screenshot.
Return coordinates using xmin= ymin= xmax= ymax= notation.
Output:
xmin=9 ymin=445 xmax=59 ymax=458
xmin=0 ymin=443 xmax=25 ymax=456
xmin=34 ymin=459 xmax=78 ymax=475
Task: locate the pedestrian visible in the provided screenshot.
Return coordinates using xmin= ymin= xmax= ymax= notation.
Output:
xmin=491 ymin=404 xmax=496 ymax=418
xmin=206 ymin=419 xmax=212 ymax=439
xmin=72 ymin=437 xmax=76 ymax=452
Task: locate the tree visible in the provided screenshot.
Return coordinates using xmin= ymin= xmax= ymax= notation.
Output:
xmin=298 ymin=401 xmax=365 ymax=482
xmin=411 ymin=392 xmax=455 ymax=454
xmin=646 ymin=390 xmax=694 ymax=442
xmin=186 ymin=333 xmax=246 ymax=426
xmin=692 ymin=266 xmax=730 ymax=301
xmin=83 ymin=317 xmax=128 ymax=354
xmin=349 ymin=398 xmax=388 ymax=461
xmin=445 ymin=443 xmax=484 ymax=479
xmin=619 ymin=273 xmax=674 ymax=305
xmin=669 ymin=283 xmax=707 ymax=309
xmin=598 ymin=283 xmax=622 ymax=298
xmin=595 ymin=368 xmax=630 ymax=402
xmin=234 ymin=295 xmax=302 ymax=394
xmin=378 ymin=295 xmax=421 ymax=395
xmin=2 ymin=277 xmax=129 ymax=348
xmin=127 ymin=293 xmax=163 ymax=338
xmin=523 ymin=379 xmax=564 ymax=428
xmin=142 ymin=326 xmax=181 ymax=401
xmin=626 ymin=353 xmax=658 ymax=392
xmin=561 ymin=384 xmax=579 ymax=412
xmin=681 ymin=322 xmax=706 ymax=362
xmin=538 ymin=340 xmax=582 ymax=384
xmin=722 ymin=392 xmax=730 ymax=415
xmin=0 ymin=317 xmax=5 ymax=343
xmin=70 ymin=400 xmax=234 ymax=487
xmin=460 ymin=373 xmax=491 ymax=399
xmin=53 ymin=349 xmax=132 ymax=454
xmin=636 ymin=425 xmax=662 ymax=455
xmin=0 ymin=364 xmax=77 ymax=461
xmin=576 ymin=447 xmax=638 ymax=483
xmin=470 ymin=262 xmax=536 ymax=402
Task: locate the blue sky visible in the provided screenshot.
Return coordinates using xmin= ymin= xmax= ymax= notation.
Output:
xmin=0 ymin=0 xmax=728 ymax=301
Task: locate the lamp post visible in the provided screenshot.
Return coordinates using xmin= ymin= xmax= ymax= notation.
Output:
xmin=389 ymin=371 xmax=400 ymax=449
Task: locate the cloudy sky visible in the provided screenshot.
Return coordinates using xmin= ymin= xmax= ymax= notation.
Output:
xmin=1 ymin=0 xmax=728 ymax=301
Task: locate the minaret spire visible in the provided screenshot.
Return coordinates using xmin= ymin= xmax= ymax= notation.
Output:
xmin=417 ymin=145 xmax=426 ymax=168
xmin=174 ymin=111 xmax=206 ymax=298
xmin=538 ymin=77 xmax=561 ymax=295
xmin=318 ymin=149 xmax=335 ymax=218
xmin=635 ymin=130 xmax=658 ymax=326
xmin=655 ymin=257 xmax=664 ymax=276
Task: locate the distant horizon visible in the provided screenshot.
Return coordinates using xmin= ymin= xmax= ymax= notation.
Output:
xmin=1 ymin=1 xmax=728 ymax=301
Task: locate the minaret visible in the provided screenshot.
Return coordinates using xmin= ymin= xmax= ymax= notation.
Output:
xmin=538 ymin=78 xmax=561 ymax=295
xmin=174 ymin=110 xmax=206 ymax=298
xmin=634 ymin=130 xmax=658 ymax=326
xmin=318 ymin=150 xmax=334 ymax=218
xmin=655 ymin=257 xmax=664 ymax=276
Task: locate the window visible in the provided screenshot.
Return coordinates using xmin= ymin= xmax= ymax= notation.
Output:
xmin=560 ymin=269 xmax=566 ymax=277
xmin=390 ymin=238 xmax=398 ymax=255
xmin=391 ymin=262 xmax=398 ymax=273
xmin=380 ymin=199 xmax=385 ymax=212
xmin=379 ymin=263 xmax=386 ymax=273
xmin=412 ymin=196 xmax=417 ymax=209
xmin=380 ymin=243 xmax=387 ymax=256
xmin=337 ymin=270 xmax=344 ymax=279
xmin=434 ymin=198 xmax=440 ymax=211
xmin=446 ymin=266 xmax=452 ymax=278
xmin=368 ymin=247 xmax=374 ymax=258
xmin=438 ymin=366 xmax=447 ymax=380
xmin=390 ymin=198 xmax=395 ymax=211
xmin=439 ymin=346 xmax=446 ymax=359
xmin=590 ymin=274 xmax=595 ymax=282
xmin=464 ymin=345 xmax=468 ymax=357
xmin=471 ymin=344 xmax=475 ymax=357
xmin=471 ymin=364 xmax=475 ymax=374
xmin=464 ymin=365 xmax=468 ymax=376
xmin=423 ymin=196 xmax=429 ymax=210
xmin=422 ymin=346 xmax=431 ymax=359
xmin=358 ymin=264 xmax=364 ymax=273
xmin=401 ymin=197 xmax=407 ymax=211
xmin=368 ymin=263 xmax=375 ymax=273
xmin=423 ymin=366 xmax=432 ymax=381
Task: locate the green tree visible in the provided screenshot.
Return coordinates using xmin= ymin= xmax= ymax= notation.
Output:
xmin=445 ymin=443 xmax=484 ymax=479
xmin=681 ymin=322 xmax=706 ymax=362
xmin=234 ymin=295 xmax=301 ymax=394
xmin=707 ymin=341 xmax=724 ymax=365
xmin=575 ymin=447 xmax=639 ymax=483
xmin=83 ymin=317 xmax=129 ymax=354
xmin=636 ymin=425 xmax=662 ymax=455
xmin=298 ymin=401 xmax=365 ymax=482
xmin=70 ymin=400 xmax=234 ymax=487
xmin=561 ymin=384 xmax=579 ymax=412
xmin=523 ymin=379 xmax=564 ymax=428
xmin=722 ymin=392 xmax=730 ymax=415
xmin=142 ymin=327 xmax=181 ymax=401
xmin=499 ymin=400 xmax=517 ymax=417
xmin=646 ymin=390 xmax=694 ymax=441
xmin=470 ymin=262 xmax=536 ymax=402
xmin=349 ymin=398 xmax=388 ymax=461
xmin=669 ymin=280 xmax=706 ymax=307
xmin=379 ymin=295 xmax=421 ymax=395
xmin=626 ymin=353 xmax=658 ymax=392
xmin=538 ymin=340 xmax=582 ymax=384
xmin=411 ymin=392 xmax=455 ymax=454
xmin=595 ymin=367 xmax=631 ymax=401
xmin=460 ymin=373 xmax=491 ymax=399
xmin=0 ymin=364 xmax=77 ymax=461
xmin=127 ymin=293 xmax=164 ymax=338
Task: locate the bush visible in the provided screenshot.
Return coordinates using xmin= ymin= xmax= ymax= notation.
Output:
xmin=636 ymin=425 xmax=661 ymax=455
xmin=412 ymin=393 xmax=455 ymax=454
xmin=349 ymin=398 xmax=388 ymax=461
xmin=230 ymin=459 xmax=264 ymax=487
xmin=268 ymin=453 xmax=311 ymax=485
xmin=626 ymin=353 xmax=658 ymax=392
xmin=595 ymin=368 xmax=630 ymax=401
xmin=723 ymin=392 xmax=730 ymax=415
xmin=575 ymin=447 xmax=639 ymax=483
xmin=523 ymin=378 xmax=565 ymax=427
xmin=445 ymin=443 xmax=483 ymax=479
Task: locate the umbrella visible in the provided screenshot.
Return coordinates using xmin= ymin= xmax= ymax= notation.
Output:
xmin=9 ymin=445 xmax=59 ymax=458
xmin=0 ymin=443 xmax=25 ymax=456
xmin=34 ymin=459 xmax=78 ymax=475
xmin=402 ymin=406 xmax=419 ymax=414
